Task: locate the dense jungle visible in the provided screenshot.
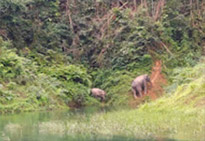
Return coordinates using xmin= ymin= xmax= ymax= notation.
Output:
xmin=0 ymin=0 xmax=205 ymax=140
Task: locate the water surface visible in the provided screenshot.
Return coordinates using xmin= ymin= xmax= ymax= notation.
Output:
xmin=0 ymin=107 xmax=176 ymax=141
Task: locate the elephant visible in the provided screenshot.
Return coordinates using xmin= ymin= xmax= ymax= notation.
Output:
xmin=91 ymin=88 xmax=106 ymax=101
xmin=131 ymin=74 xmax=152 ymax=99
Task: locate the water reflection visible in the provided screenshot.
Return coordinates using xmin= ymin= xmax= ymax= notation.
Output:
xmin=0 ymin=107 xmax=177 ymax=141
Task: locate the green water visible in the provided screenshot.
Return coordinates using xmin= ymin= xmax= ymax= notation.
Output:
xmin=0 ymin=107 xmax=132 ymax=141
xmin=0 ymin=107 xmax=176 ymax=141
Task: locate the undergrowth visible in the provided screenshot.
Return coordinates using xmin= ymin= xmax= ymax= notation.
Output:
xmin=0 ymin=38 xmax=100 ymax=113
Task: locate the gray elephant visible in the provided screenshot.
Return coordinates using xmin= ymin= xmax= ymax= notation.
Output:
xmin=91 ymin=88 xmax=106 ymax=101
xmin=131 ymin=74 xmax=152 ymax=99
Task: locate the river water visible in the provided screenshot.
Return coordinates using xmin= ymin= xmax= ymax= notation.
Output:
xmin=0 ymin=107 xmax=136 ymax=141
xmin=0 ymin=107 xmax=178 ymax=141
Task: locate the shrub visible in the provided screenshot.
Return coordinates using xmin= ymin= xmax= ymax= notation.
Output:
xmin=92 ymin=69 xmax=137 ymax=106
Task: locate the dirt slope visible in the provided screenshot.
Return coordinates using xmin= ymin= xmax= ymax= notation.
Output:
xmin=149 ymin=60 xmax=167 ymax=100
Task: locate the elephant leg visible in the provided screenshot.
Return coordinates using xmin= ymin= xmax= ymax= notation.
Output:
xmin=132 ymin=88 xmax=137 ymax=99
xmin=101 ymin=95 xmax=105 ymax=101
xmin=102 ymin=95 xmax=105 ymax=101
xmin=137 ymin=86 xmax=142 ymax=97
xmin=144 ymin=81 xmax=147 ymax=95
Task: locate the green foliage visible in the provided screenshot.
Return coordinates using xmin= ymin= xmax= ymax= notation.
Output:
xmin=156 ymin=0 xmax=203 ymax=69
xmin=165 ymin=58 xmax=205 ymax=94
xmin=0 ymin=0 xmax=204 ymax=113
xmin=0 ymin=39 xmax=96 ymax=113
xmin=0 ymin=0 xmax=203 ymax=69
xmin=44 ymin=64 xmax=92 ymax=87
xmin=103 ymin=71 xmax=134 ymax=105
xmin=0 ymin=88 xmax=14 ymax=104
xmin=0 ymin=0 xmax=66 ymax=50
xmin=92 ymin=8 xmax=153 ymax=69
xmin=41 ymin=64 xmax=94 ymax=106
xmin=65 ymin=82 xmax=97 ymax=106
xmin=0 ymin=38 xmax=36 ymax=82
xmin=92 ymin=69 xmax=138 ymax=105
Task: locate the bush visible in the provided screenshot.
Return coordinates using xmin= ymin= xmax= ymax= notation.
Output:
xmin=92 ymin=69 xmax=137 ymax=106
xmin=43 ymin=64 xmax=92 ymax=87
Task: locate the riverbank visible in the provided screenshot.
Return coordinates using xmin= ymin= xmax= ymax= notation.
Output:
xmin=1 ymin=61 xmax=205 ymax=140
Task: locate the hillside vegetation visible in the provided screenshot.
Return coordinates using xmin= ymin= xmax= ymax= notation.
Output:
xmin=12 ymin=61 xmax=204 ymax=140
xmin=0 ymin=0 xmax=205 ymax=113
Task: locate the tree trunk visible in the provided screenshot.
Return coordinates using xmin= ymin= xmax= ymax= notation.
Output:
xmin=134 ymin=0 xmax=137 ymax=11
xmin=66 ymin=0 xmax=74 ymax=32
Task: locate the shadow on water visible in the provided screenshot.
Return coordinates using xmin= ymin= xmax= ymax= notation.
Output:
xmin=0 ymin=106 xmax=177 ymax=141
